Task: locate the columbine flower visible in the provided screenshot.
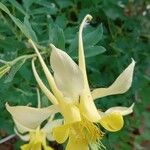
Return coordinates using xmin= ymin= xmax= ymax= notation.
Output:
xmin=6 ymin=97 xmax=62 ymax=150
xmin=29 ymin=14 xmax=135 ymax=150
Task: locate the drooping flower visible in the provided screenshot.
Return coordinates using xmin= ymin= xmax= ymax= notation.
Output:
xmin=50 ymin=43 xmax=135 ymax=149
xmin=29 ymin=14 xmax=135 ymax=150
xmin=6 ymin=95 xmax=62 ymax=150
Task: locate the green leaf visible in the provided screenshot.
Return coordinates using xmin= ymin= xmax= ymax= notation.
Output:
xmin=69 ymin=24 xmax=103 ymax=52
xmin=31 ymin=7 xmax=57 ymax=15
xmin=69 ymin=45 xmax=106 ymax=58
xmin=0 ymin=2 xmax=37 ymax=41
xmin=55 ymin=14 xmax=67 ymax=29
xmin=0 ymin=37 xmax=24 ymax=51
xmin=49 ymin=25 xmax=65 ymax=49
xmin=23 ymin=15 xmax=37 ymax=41
xmin=84 ymin=24 xmax=103 ymax=46
xmin=85 ymin=46 xmax=106 ymax=58
xmin=4 ymin=58 xmax=26 ymax=83
xmin=7 ymin=0 xmax=26 ymax=15
xmin=22 ymin=0 xmax=36 ymax=10
xmin=55 ymin=0 xmax=73 ymax=9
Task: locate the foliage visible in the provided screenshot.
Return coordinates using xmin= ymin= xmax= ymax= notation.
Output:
xmin=0 ymin=0 xmax=149 ymax=149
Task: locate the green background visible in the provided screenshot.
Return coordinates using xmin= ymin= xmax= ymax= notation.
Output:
xmin=0 ymin=0 xmax=149 ymax=149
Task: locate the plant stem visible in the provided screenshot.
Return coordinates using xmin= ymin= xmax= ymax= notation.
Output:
xmin=0 ymin=134 xmax=16 ymax=144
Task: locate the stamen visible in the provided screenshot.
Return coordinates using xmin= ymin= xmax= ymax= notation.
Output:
xmin=70 ymin=116 xmax=104 ymax=146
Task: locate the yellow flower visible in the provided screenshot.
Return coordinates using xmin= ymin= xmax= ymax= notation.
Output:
xmin=6 ymin=100 xmax=62 ymax=150
xmin=30 ymin=41 xmax=104 ymax=150
xmin=29 ymin=14 xmax=135 ymax=150
xmin=21 ymin=127 xmax=52 ymax=150
xmin=50 ymin=42 xmax=134 ymax=149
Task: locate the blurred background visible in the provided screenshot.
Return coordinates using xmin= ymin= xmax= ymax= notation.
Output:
xmin=0 ymin=0 xmax=149 ymax=149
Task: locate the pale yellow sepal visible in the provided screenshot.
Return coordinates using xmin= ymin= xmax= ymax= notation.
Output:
xmin=6 ymin=103 xmax=59 ymax=129
xmin=105 ymin=103 xmax=135 ymax=116
xmin=50 ymin=44 xmax=84 ymax=101
xmin=14 ymin=118 xmax=34 ymax=134
xmin=92 ymin=59 xmax=135 ymax=100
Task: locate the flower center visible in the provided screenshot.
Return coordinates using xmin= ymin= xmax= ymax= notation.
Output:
xmin=70 ymin=116 xmax=104 ymax=145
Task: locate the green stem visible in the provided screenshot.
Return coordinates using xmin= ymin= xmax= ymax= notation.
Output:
xmin=3 ymin=51 xmax=47 ymax=66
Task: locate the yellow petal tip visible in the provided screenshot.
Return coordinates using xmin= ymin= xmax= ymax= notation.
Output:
xmin=100 ymin=113 xmax=124 ymax=132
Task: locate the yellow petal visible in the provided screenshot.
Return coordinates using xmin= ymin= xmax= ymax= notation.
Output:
xmin=32 ymin=143 xmax=41 ymax=150
xmin=6 ymin=103 xmax=59 ymax=129
xmin=50 ymin=44 xmax=84 ymax=101
xmin=92 ymin=59 xmax=135 ymax=100
xmin=21 ymin=143 xmax=41 ymax=150
xmin=99 ymin=113 xmax=124 ymax=132
xmin=105 ymin=103 xmax=135 ymax=116
xmin=43 ymin=145 xmax=53 ymax=150
xmin=42 ymin=119 xmax=63 ymax=141
xmin=79 ymin=90 xmax=100 ymax=122
xmin=21 ymin=144 xmax=31 ymax=150
xmin=66 ymin=137 xmax=89 ymax=150
xmin=53 ymin=124 xmax=70 ymax=143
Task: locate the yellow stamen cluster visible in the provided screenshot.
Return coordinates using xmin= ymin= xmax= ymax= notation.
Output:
xmin=70 ymin=116 xmax=104 ymax=145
